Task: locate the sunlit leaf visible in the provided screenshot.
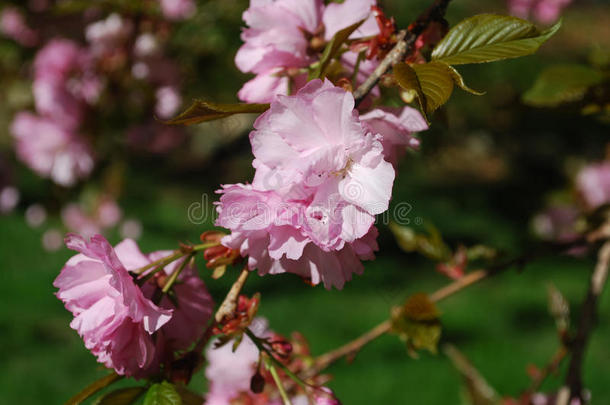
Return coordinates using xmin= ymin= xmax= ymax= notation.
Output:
xmin=93 ymin=387 xmax=145 ymax=405
xmin=394 ymin=62 xmax=428 ymax=116
xmin=522 ymin=64 xmax=604 ymax=107
xmin=444 ymin=344 xmax=502 ymax=405
xmin=143 ymin=382 xmax=182 ymax=405
xmin=412 ymin=62 xmax=456 ymax=113
xmin=394 ymin=62 xmax=455 ymax=116
xmin=431 ymin=15 xmax=561 ymax=65
xmin=309 ymin=19 xmax=364 ymax=80
xmin=164 ymin=101 xmax=269 ymax=126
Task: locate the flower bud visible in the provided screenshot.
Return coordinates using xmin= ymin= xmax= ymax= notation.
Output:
xmin=250 ymin=371 xmax=265 ymax=394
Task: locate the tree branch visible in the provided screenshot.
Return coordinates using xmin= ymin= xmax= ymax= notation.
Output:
xmin=310 ymin=261 xmax=519 ymax=374
xmin=352 ymin=0 xmax=453 ymax=104
xmin=561 ymin=240 xmax=610 ymax=402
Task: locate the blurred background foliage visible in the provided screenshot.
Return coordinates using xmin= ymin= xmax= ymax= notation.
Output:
xmin=0 ymin=0 xmax=609 ymax=404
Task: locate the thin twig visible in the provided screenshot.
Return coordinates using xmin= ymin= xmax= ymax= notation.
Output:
xmin=65 ymin=372 xmax=122 ymax=405
xmin=310 ymin=263 xmax=512 ymax=374
xmin=214 ymin=267 xmax=250 ymax=322
xmin=352 ymin=0 xmax=452 ymax=104
xmin=561 ymin=240 xmax=610 ymax=403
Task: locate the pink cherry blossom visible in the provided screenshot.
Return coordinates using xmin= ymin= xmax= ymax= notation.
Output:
xmin=575 ymin=161 xmax=610 ymax=211
xmin=10 ymin=112 xmax=94 ymax=186
xmin=360 ymin=106 xmax=428 ymax=166
xmin=55 ymin=235 xmax=214 ymax=377
xmin=235 ymin=0 xmax=380 ymax=103
xmin=216 ymin=80 xmax=386 ymax=288
xmin=159 ymin=0 xmax=196 ymax=20
xmin=322 ymin=0 xmax=379 ymax=41
xmin=250 ymin=80 xmax=394 ymax=218
xmin=54 ymin=234 xmax=172 ymax=377
xmin=0 ymin=6 xmax=38 ymax=47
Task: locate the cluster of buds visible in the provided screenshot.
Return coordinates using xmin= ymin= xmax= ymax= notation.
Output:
xmin=201 ymin=231 xmax=241 ymax=278
xmin=351 ymin=6 xmax=397 ymax=60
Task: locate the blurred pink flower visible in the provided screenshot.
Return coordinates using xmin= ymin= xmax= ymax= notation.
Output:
xmin=159 ymin=0 xmax=196 ymax=20
xmin=235 ymin=0 xmax=380 ymax=103
xmin=576 ymin=161 xmax=610 ymax=211
xmin=155 ymin=86 xmax=182 ymax=119
xmin=532 ymin=206 xmax=580 ymax=242
xmin=205 ymin=327 xmax=262 ymax=404
xmin=10 ymin=112 xmax=94 ymax=186
xmin=62 ymin=197 xmax=122 ymax=238
xmin=86 ymin=13 xmax=133 ymax=57
xmin=360 ymin=106 xmax=428 ymax=166
xmin=33 ymin=39 xmax=102 ymax=130
xmin=508 ymin=0 xmax=571 ymax=24
xmin=127 ymin=122 xmax=185 ymax=153
xmin=0 ymin=186 xmax=20 ymax=214
xmin=54 ymin=234 xmax=173 ymax=378
xmin=0 ymin=7 xmax=38 ymax=47
xmin=217 ymin=80 xmax=387 ymax=288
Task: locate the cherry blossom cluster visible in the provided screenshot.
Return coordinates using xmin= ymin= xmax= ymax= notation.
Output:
xmin=54 ymin=234 xmax=213 ymax=378
xmin=50 ymin=0 xmax=429 ymax=394
xmin=215 ymin=0 xmax=427 ymax=289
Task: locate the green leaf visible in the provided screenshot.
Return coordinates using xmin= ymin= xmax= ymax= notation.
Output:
xmin=309 ymin=19 xmax=364 ymax=80
xmin=412 ymin=62 xmax=456 ymax=113
xmin=522 ymin=64 xmax=604 ymax=107
xmin=164 ymin=101 xmax=269 ymax=126
xmin=431 ymin=14 xmax=561 ymax=65
xmin=394 ymin=62 xmax=428 ymax=115
xmin=144 ymin=382 xmax=182 ymax=405
xmin=93 ymin=387 xmax=146 ymax=405
xmin=391 ymin=293 xmax=442 ymax=356
xmin=394 ymin=62 xmax=455 ymax=117
xmin=389 ymin=222 xmax=452 ymax=262
xmin=445 ymin=65 xmax=485 ymax=95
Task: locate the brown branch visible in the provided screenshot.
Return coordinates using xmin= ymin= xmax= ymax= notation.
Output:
xmin=352 ymin=0 xmax=452 ymax=104
xmin=310 ymin=264 xmax=514 ymax=374
xmin=562 ymin=240 xmax=610 ymax=402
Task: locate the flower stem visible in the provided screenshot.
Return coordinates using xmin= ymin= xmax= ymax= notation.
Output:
xmin=161 ymin=253 xmax=194 ymax=294
xmin=268 ymin=360 xmax=293 ymax=405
